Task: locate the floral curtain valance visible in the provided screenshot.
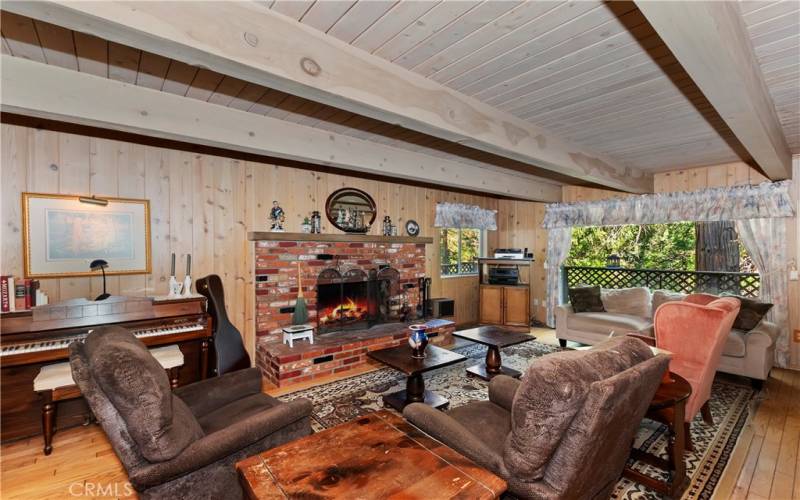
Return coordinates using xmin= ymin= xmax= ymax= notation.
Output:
xmin=434 ymin=202 xmax=497 ymax=230
xmin=543 ymin=181 xmax=795 ymax=229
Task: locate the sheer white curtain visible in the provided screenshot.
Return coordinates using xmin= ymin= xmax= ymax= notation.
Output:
xmin=736 ymin=218 xmax=791 ymax=367
xmin=545 ymin=227 xmax=572 ymax=327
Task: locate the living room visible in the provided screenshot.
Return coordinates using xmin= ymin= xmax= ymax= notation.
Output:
xmin=1 ymin=1 xmax=799 ymax=499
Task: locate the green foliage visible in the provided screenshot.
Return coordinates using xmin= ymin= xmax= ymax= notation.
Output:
xmin=440 ymin=228 xmax=481 ymax=274
xmin=567 ymin=223 xmax=696 ymax=271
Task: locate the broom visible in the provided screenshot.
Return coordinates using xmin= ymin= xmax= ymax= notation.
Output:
xmin=292 ymin=261 xmax=309 ymax=325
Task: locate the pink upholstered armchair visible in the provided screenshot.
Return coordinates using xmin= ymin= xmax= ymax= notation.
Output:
xmin=653 ymin=294 xmax=741 ymax=450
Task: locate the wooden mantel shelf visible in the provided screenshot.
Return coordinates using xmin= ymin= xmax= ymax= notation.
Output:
xmin=248 ymin=232 xmax=433 ymax=244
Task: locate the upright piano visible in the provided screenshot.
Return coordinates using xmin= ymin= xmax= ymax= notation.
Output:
xmin=0 ymin=295 xmax=212 ymax=442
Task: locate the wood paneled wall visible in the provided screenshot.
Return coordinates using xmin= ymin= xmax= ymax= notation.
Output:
xmin=1 ymin=124 xmax=547 ymax=356
xmin=564 ymin=161 xmax=800 ymax=369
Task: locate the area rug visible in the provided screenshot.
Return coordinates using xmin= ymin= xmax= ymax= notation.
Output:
xmin=279 ymin=341 xmax=753 ymax=499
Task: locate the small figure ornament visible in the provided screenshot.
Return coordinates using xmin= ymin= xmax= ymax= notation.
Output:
xmin=270 ymin=201 xmax=285 ymax=232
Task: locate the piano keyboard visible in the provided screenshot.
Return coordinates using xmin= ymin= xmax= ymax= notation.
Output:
xmin=0 ymin=324 xmax=204 ymax=357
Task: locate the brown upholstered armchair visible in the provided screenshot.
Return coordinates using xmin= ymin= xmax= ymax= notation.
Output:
xmin=70 ymin=326 xmax=313 ymax=500
xmin=404 ymin=336 xmax=670 ymax=500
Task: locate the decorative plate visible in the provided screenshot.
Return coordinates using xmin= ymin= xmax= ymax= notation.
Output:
xmin=405 ymin=219 xmax=420 ymax=237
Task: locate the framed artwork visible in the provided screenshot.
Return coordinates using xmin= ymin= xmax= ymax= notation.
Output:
xmin=22 ymin=193 xmax=151 ymax=278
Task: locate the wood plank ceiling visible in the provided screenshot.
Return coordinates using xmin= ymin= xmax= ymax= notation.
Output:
xmin=2 ymin=0 xmax=797 ymax=183
xmin=740 ymin=0 xmax=800 ymax=153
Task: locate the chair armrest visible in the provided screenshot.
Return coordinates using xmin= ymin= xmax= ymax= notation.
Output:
xmin=173 ymin=367 xmax=263 ymax=418
xmin=749 ymin=320 xmax=779 ymax=343
xmin=130 ymin=397 xmax=313 ymax=489
xmin=403 ymin=403 xmax=504 ymax=472
xmin=488 ymin=375 xmax=520 ymax=412
xmin=556 ymin=304 xmax=574 ymax=315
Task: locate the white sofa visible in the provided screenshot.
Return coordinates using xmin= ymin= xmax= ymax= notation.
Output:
xmin=555 ymin=288 xmax=778 ymax=385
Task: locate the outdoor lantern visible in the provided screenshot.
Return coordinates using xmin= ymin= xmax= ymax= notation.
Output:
xmin=606 ymin=254 xmax=621 ymax=269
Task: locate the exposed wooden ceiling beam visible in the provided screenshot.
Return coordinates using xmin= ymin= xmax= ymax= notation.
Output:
xmin=2 ymin=1 xmax=652 ymax=193
xmin=1 ymin=56 xmax=561 ymax=202
xmin=635 ymin=0 xmax=791 ymax=180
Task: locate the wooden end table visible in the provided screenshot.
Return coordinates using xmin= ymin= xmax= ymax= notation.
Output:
xmin=236 ymin=410 xmax=507 ymax=499
xmin=453 ymin=326 xmax=535 ymax=380
xmin=623 ymin=372 xmax=692 ymax=498
xmin=368 ymin=344 xmax=465 ymax=411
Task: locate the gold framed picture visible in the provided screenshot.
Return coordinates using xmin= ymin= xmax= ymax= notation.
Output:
xmin=22 ymin=192 xmax=151 ymax=278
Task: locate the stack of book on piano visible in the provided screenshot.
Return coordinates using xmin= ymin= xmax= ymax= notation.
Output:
xmin=0 ymin=276 xmax=48 ymax=312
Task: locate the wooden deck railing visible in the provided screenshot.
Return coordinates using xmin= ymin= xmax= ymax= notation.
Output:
xmin=563 ymin=266 xmax=760 ymax=299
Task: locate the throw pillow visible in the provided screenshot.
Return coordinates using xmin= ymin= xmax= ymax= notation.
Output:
xmin=722 ymin=294 xmax=773 ymax=331
xmin=601 ymin=287 xmax=651 ymax=317
xmin=568 ymin=285 xmax=605 ymax=313
xmin=652 ymin=289 xmax=686 ymax=312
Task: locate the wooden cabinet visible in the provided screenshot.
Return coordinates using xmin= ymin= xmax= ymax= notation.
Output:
xmin=479 ymin=286 xmax=504 ymax=324
xmin=479 ymin=285 xmax=530 ymax=326
xmin=477 ymin=258 xmax=533 ymax=327
xmin=503 ymin=287 xmax=530 ymax=326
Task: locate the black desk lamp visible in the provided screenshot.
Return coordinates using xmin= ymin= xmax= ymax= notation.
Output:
xmin=90 ymin=259 xmax=110 ymax=301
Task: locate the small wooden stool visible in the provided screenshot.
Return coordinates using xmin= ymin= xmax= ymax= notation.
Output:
xmin=282 ymin=324 xmax=314 ymax=348
xmin=34 ymin=344 xmax=184 ymax=455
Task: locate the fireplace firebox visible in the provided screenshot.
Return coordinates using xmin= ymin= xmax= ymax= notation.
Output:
xmin=316 ymin=266 xmax=407 ymax=334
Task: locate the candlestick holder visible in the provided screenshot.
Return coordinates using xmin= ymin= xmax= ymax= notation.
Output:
xmin=168 ymin=276 xmax=183 ymax=297
xmin=182 ymin=275 xmax=193 ymax=296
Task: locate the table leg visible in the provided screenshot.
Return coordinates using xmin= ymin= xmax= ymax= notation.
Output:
xmin=382 ymin=373 xmax=450 ymax=411
xmin=485 ymin=346 xmax=502 ymax=374
xmin=669 ymin=400 xmax=687 ymax=496
xmin=405 ymin=373 xmax=425 ymax=405
xmin=466 ymin=345 xmax=521 ymax=381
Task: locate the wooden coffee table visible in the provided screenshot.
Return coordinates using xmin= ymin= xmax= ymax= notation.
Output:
xmin=368 ymin=344 xmax=466 ymax=411
xmin=623 ymin=372 xmax=692 ymax=497
xmin=236 ymin=410 xmax=507 ymax=499
xmin=454 ymin=326 xmax=535 ymax=380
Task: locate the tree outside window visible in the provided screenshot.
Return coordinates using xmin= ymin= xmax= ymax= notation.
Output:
xmin=440 ymin=228 xmax=481 ymax=276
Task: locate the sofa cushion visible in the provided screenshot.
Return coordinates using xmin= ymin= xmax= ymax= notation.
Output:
xmin=722 ymin=295 xmax=773 ymax=331
xmin=652 ymin=290 xmax=686 ymax=312
xmin=197 ymin=393 xmax=282 ymax=435
xmin=723 ymin=329 xmax=747 ymax=358
xmin=601 ymin=287 xmax=651 ymax=317
xmin=568 ymin=286 xmax=605 ymax=313
xmin=567 ymin=312 xmax=653 ymax=336
xmin=83 ymin=326 xmax=204 ymax=462
xmin=504 ymin=336 xmax=653 ymax=481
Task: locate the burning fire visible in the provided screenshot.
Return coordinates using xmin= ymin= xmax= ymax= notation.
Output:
xmin=319 ymin=298 xmax=367 ymax=325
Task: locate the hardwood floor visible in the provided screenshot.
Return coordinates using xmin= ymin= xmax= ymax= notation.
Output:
xmin=1 ymin=329 xmax=797 ymax=500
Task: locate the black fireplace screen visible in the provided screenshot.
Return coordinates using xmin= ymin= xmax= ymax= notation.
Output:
xmin=316 ymin=267 xmax=405 ymax=334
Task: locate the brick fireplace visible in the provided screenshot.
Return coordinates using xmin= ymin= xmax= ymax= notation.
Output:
xmin=251 ymin=234 xmax=454 ymax=387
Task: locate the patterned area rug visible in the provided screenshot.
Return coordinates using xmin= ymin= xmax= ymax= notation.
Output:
xmin=279 ymin=341 xmax=753 ymax=499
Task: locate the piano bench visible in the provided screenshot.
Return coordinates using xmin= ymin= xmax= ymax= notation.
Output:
xmin=33 ymin=344 xmax=185 ymax=456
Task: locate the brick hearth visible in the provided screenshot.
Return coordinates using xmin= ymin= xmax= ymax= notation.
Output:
xmin=253 ymin=238 xmax=433 ymax=386
xmin=257 ymin=319 xmax=455 ymax=387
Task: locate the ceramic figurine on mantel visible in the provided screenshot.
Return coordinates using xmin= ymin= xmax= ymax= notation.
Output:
xmin=270 ymin=201 xmax=285 ymax=232
xmin=382 ymin=216 xmax=392 ymax=236
xmin=311 ymin=211 xmax=322 ymax=233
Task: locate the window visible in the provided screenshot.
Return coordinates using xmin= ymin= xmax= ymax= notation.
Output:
xmin=440 ymin=228 xmax=482 ymax=276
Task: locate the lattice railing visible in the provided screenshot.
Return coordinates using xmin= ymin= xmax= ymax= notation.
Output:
xmin=563 ymin=266 xmax=760 ymax=298
xmin=441 ymin=261 xmax=478 ymax=276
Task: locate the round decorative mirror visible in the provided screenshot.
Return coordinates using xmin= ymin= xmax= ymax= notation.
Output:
xmin=325 ymin=187 xmax=377 ymax=233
